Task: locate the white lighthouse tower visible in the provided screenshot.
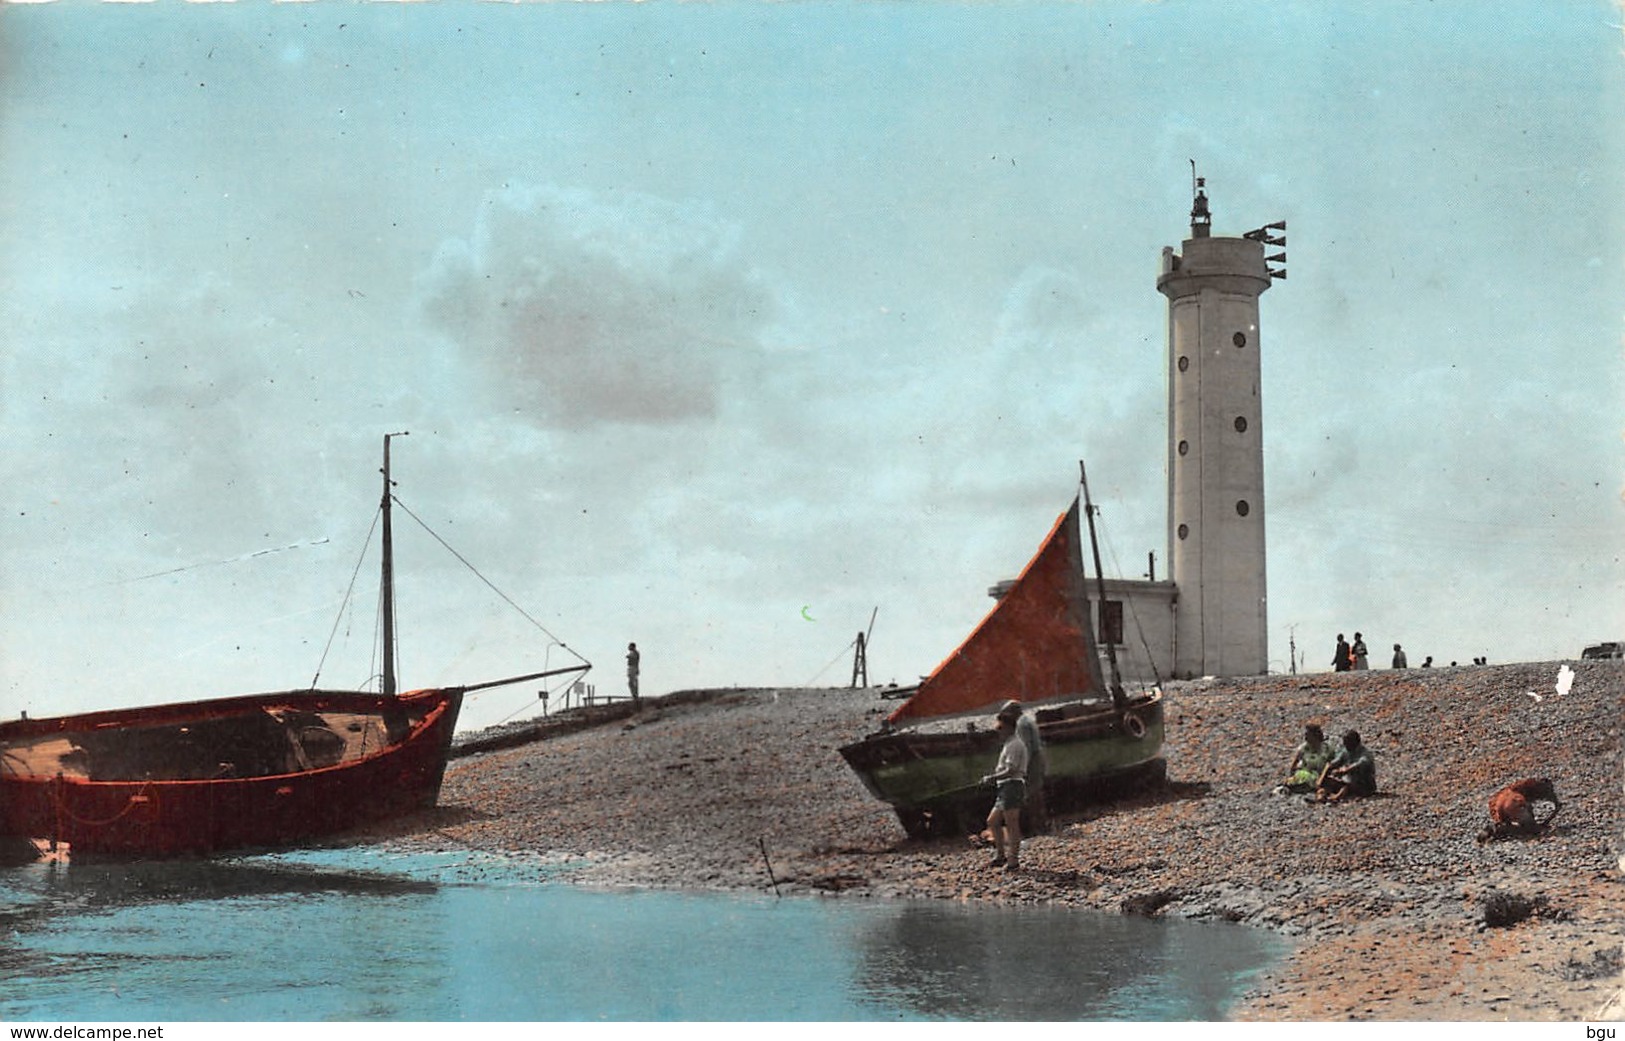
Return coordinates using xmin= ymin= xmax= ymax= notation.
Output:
xmin=1156 ymin=176 xmax=1283 ymax=678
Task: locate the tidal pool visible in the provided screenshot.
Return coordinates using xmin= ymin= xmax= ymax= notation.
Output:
xmin=0 ymin=848 xmax=1286 ymax=1021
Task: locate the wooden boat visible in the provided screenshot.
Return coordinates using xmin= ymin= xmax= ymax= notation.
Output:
xmin=839 ymin=464 xmax=1164 ymax=838
xmin=0 ymin=434 xmax=588 ymax=858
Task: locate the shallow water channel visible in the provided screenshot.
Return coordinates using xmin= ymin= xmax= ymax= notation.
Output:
xmin=1 ymin=848 xmax=1286 ymax=1021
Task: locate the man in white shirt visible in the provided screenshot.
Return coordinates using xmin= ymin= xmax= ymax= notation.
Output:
xmin=981 ymin=702 xmax=1029 ymax=871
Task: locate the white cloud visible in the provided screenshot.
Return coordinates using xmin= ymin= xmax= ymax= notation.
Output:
xmin=417 ymin=184 xmax=779 ymax=430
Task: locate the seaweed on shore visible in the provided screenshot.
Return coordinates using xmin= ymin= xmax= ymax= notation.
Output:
xmin=1480 ymin=890 xmax=1557 ymax=928
xmin=1556 ymin=946 xmax=1621 ymax=982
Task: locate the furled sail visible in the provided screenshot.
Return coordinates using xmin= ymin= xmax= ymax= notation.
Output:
xmin=888 ymin=497 xmax=1104 ymax=725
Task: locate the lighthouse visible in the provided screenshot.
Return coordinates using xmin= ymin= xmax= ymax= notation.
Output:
xmin=999 ymin=175 xmax=1284 ymax=683
xmin=1156 ymin=177 xmax=1283 ymax=678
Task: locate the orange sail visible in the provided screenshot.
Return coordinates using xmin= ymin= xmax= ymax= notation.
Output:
xmin=888 ymin=497 xmax=1105 ymax=725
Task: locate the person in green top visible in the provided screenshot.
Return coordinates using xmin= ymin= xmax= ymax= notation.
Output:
xmin=1277 ymin=723 xmax=1335 ymax=794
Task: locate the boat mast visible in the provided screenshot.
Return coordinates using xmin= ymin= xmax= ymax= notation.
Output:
xmin=1079 ymin=460 xmax=1127 ymax=710
xmin=381 ymin=431 xmax=408 ymax=697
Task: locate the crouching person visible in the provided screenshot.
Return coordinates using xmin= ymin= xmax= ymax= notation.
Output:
xmin=1478 ymin=778 xmax=1562 ymax=842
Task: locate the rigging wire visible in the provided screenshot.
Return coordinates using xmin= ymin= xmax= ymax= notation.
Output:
xmin=1094 ymin=503 xmax=1165 ymax=689
xmin=488 ymin=679 xmax=568 ymax=727
xmin=390 ymin=495 xmax=590 ymax=668
xmin=804 ymin=608 xmax=881 ymax=687
xmin=93 ymin=538 xmax=333 ymax=589
xmin=309 ymin=510 xmax=381 ymax=691
xmin=483 ymin=643 xmax=594 ymax=725
xmin=389 ymin=491 xmax=596 ymax=726
xmin=491 ymin=698 xmax=540 ymax=727
xmin=310 ymin=496 xmax=593 ymax=716
xmin=802 ymin=634 xmax=860 ymax=687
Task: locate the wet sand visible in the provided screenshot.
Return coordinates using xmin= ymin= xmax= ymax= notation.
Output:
xmin=382 ymin=660 xmax=1623 ymax=1021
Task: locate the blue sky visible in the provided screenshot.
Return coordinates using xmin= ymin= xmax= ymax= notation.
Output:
xmin=2 ymin=1 xmax=1620 ymax=730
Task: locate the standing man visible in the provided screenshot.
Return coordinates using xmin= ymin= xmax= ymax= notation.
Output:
xmin=1391 ymin=643 xmax=1408 ymax=669
xmin=1333 ymin=634 xmax=1351 ymax=672
xmin=998 ymin=700 xmax=1048 ymax=834
xmin=980 ymin=702 xmax=1029 ymax=871
xmin=626 ymin=642 xmax=640 ymax=702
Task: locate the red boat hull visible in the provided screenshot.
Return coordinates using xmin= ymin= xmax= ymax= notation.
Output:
xmin=0 ymin=688 xmax=462 ymax=858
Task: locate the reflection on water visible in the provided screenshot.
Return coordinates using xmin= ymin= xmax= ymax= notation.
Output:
xmin=14 ymin=856 xmax=438 ymax=906
xmin=1 ymin=854 xmax=452 ymax=1021
xmin=853 ymin=901 xmax=1279 ymax=1021
xmin=0 ymin=850 xmax=1285 ymax=1021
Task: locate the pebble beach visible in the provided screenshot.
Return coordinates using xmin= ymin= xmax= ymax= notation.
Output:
xmin=381 ymin=659 xmax=1623 ymax=1022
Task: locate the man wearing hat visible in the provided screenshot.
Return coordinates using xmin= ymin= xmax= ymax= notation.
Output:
xmin=981 ymin=701 xmax=1031 ymax=870
xmin=1002 ymin=700 xmax=1049 ymax=833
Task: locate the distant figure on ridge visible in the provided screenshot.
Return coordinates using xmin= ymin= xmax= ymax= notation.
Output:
xmin=1422 ymin=656 xmax=1433 ymax=668
xmin=1312 ymin=730 xmax=1376 ymax=803
xmin=1351 ymin=633 xmax=1369 ymax=670
xmin=1333 ymin=634 xmax=1352 ymax=673
xmin=1391 ymin=644 xmax=1408 ymax=669
xmin=980 ymin=702 xmax=1029 ymax=871
xmin=1477 ymin=778 xmax=1562 ymax=842
xmin=626 ymin=642 xmax=640 ymax=702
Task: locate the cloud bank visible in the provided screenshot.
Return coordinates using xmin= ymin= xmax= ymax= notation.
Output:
xmin=418 ymin=184 xmax=778 ymax=430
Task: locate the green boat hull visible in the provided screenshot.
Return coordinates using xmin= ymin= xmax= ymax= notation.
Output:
xmin=839 ymin=691 xmax=1165 ymax=838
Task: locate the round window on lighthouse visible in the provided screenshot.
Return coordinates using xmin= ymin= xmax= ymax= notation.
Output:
xmin=1177 ymin=523 xmax=1189 ymax=540
xmin=1234 ymin=416 xmax=1248 ymax=433
xmin=1178 ymin=440 xmax=1189 ymax=456
xmin=1233 ymin=332 xmax=1248 ymax=348
xmin=1236 ymin=500 xmax=1251 ymax=517
xmin=1177 ymin=356 xmax=1189 ymax=372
